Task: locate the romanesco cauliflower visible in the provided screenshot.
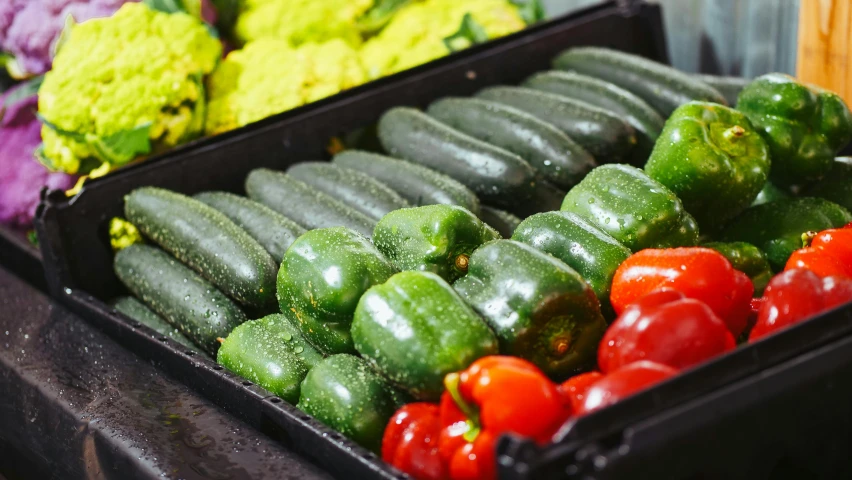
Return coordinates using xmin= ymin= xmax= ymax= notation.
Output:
xmin=37 ymin=3 xmax=221 ymax=175
xmin=205 ymin=38 xmax=366 ymax=135
xmin=359 ymin=0 xmax=525 ymax=79
xmin=234 ymin=0 xmax=373 ymax=46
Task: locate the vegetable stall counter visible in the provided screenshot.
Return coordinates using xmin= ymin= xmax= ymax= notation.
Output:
xmin=0 ymin=265 xmax=330 ymax=480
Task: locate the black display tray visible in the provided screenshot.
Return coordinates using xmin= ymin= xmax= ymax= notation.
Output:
xmin=35 ymin=1 xmax=852 ymax=478
xmin=0 ymin=224 xmax=44 ymax=291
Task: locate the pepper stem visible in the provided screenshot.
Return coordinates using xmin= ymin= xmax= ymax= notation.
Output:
xmin=454 ymin=254 xmax=470 ymax=274
xmin=801 ymin=231 xmax=818 ymax=248
xmin=444 ymin=372 xmax=481 ymax=443
xmin=723 ymin=125 xmax=746 ymax=141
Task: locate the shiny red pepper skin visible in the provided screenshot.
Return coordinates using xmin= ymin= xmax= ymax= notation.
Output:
xmin=785 ymin=226 xmax=852 ymax=279
xmin=577 ymin=361 xmax=678 ymax=415
xmin=611 ymin=247 xmax=754 ymax=337
xmin=559 ymin=371 xmax=604 ymax=413
xmin=382 ymin=403 xmax=446 ymax=480
xmin=749 ymin=269 xmax=852 ymax=341
xmin=598 ymin=289 xmax=736 ymax=373
xmin=438 ymin=356 xmax=571 ymax=480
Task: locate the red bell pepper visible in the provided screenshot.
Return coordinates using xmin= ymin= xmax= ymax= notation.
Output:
xmin=438 ymin=356 xmax=571 ymax=480
xmin=382 ymin=403 xmax=446 ymax=480
xmin=598 ymin=289 xmax=735 ymax=373
xmin=577 ymin=361 xmax=678 ymax=416
xmin=610 ymin=247 xmax=754 ymax=337
xmin=785 ymin=225 xmax=852 ymax=279
xmin=749 ymin=268 xmax=852 ymax=341
xmin=559 ymin=371 xmax=604 ymax=413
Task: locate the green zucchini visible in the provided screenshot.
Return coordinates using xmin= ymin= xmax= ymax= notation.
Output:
xmin=124 ymin=187 xmax=278 ymax=309
xmin=426 ymin=97 xmax=596 ymax=189
xmin=287 ymin=162 xmax=409 ymax=221
xmin=479 ymin=206 xmax=521 ymax=238
xmin=377 ymin=107 xmax=562 ymax=216
xmin=523 ymin=71 xmax=664 ymax=164
xmin=114 ymin=244 xmax=246 ymax=356
xmin=245 ymin=168 xmax=376 ymax=238
xmin=194 ymin=191 xmax=306 ymax=263
xmin=692 ymin=74 xmax=751 ymax=107
xmin=476 ymin=86 xmax=637 ymax=164
xmin=111 ymin=296 xmax=202 ymax=353
xmin=332 ymin=150 xmax=481 ymax=215
xmin=553 ymin=47 xmax=728 ymax=116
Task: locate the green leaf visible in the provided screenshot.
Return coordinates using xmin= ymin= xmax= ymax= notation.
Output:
xmin=27 ymin=230 xmax=39 ymax=248
xmin=510 ymin=0 xmax=546 ymax=25
xmin=142 ymin=0 xmax=186 ymax=14
xmin=443 ymin=13 xmax=489 ymax=53
xmin=90 ymin=123 xmax=153 ymax=166
xmin=37 ymin=113 xmax=88 ymax=143
xmin=2 ymin=75 xmax=43 ymax=110
xmin=357 ymin=0 xmax=413 ymax=34
xmin=34 ymin=145 xmax=58 ymax=171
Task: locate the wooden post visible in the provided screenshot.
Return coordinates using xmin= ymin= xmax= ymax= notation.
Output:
xmin=797 ymin=0 xmax=852 ymax=105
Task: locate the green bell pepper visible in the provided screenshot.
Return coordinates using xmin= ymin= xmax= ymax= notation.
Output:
xmin=645 ymin=102 xmax=770 ymax=227
xmin=718 ymin=197 xmax=852 ymax=271
xmin=804 ymin=157 xmax=852 ymax=212
xmin=512 ymin=211 xmax=631 ymax=318
xmin=297 ymin=354 xmax=404 ymax=453
xmin=751 ymin=181 xmax=789 ymax=207
xmin=217 ymin=313 xmax=323 ymax=404
xmin=737 ymin=73 xmax=852 ymax=186
xmin=352 ymin=271 xmax=499 ymax=400
xmin=453 ymin=240 xmax=607 ymax=379
xmin=561 ymin=164 xmax=699 ymax=252
xmin=277 ymin=227 xmax=397 ymax=355
xmin=372 ymin=204 xmax=500 ymax=283
xmin=703 ymin=242 xmax=773 ymax=296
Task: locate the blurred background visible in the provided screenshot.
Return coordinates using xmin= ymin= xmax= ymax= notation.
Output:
xmin=544 ymin=0 xmax=799 ymax=76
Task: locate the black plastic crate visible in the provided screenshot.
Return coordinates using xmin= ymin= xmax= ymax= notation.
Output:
xmin=35 ymin=1 xmax=852 ymax=479
xmin=0 ymin=224 xmax=44 ymax=291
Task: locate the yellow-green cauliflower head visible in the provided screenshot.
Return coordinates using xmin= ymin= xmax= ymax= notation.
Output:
xmin=360 ymin=0 xmax=525 ymax=79
xmin=37 ymin=3 xmax=221 ymax=175
xmin=205 ymin=38 xmax=367 ymax=135
xmin=234 ymin=0 xmax=374 ymax=46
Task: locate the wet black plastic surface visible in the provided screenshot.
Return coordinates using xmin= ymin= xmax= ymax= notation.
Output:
xmin=0 ymin=266 xmax=331 ymax=480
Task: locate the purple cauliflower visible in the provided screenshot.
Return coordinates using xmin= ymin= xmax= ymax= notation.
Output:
xmin=0 ymin=84 xmax=76 ymax=228
xmin=1 ymin=0 xmax=135 ymax=78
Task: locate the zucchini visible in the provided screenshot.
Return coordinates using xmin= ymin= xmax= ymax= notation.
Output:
xmin=194 ymin=191 xmax=306 ymax=263
xmin=332 ymin=150 xmax=481 ymax=215
xmin=553 ymin=47 xmax=728 ymax=116
xmin=692 ymin=74 xmax=751 ymax=106
xmin=125 ymin=187 xmax=278 ymax=309
xmin=377 ymin=107 xmax=562 ymax=216
xmin=426 ymin=97 xmax=596 ymax=189
xmin=523 ymin=71 xmax=664 ymax=164
xmin=111 ymin=296 xmax=202 ymax=353
xmin=476 ymin=86 xmax=637 ymax=165
xmin=245 ymin=168 xmax=376 ymax=238
xmin=287 ymin=162 xmax=409 ymax=221
xmin=479 ymin=206 xmax=521 ymax=238
xmin=114 ymin=244 xmax=246 ymax=356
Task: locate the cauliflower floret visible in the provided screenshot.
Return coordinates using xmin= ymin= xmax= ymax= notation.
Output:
xmin=360 ymin=0 xmax=525 ymax=79
xmin=234 ymin=0 xmax=373 ymax=46
xmin=37 ymin=3 xmax=221 ymax=174
xmin=205 ymin=38 xmax=367 ymax=135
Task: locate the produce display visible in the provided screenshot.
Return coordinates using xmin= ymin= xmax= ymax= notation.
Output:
xmin=98 ymin=43 xmax=852 ymax=480
xmin=0 ymin=0 xmax=538 ymax=231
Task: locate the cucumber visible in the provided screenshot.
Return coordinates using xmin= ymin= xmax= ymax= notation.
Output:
xmin=194 ymin=191 xmax=306 ymax=263
xmin=426 ymin=97 xmax=596 ymax=190
xmin=332 ymin=150 xmax=481 ymax=216
xmin=553 ymin=47 xmax=728 ymax=116
xmin=377 ymin=107 xmax=563 ymax=216
xmin=245 ymin=168 xmax=376 ymax=238
xmin=479 ymin=206 xmax=521 ymax=238
xmin=114 ymin=244 xmax=246 ymax=356
xmin=523 ymin=71 xmax=664 ymax=164
xmin=476 ymin=86 xmax=637 ymax=165
xmin=111 ymin=296 xmax=203 ymax=353
xmin=125 ymin=187 xmax=278 ymax=309
xmin=692 ymin=74 xmax=751 ymax=106
xmin=287 ymin=162 xmax=409 ymax=221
